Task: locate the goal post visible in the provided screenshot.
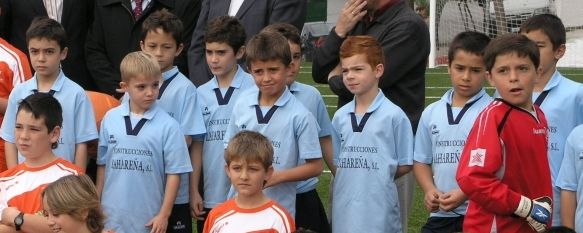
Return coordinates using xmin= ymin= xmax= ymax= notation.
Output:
xmin=428 ymin=0 xmax=583 ymax=68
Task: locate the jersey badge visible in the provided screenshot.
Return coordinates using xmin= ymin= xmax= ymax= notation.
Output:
xmin=431 ymin=125 xmax=439 ymax=135
xmin=469 ymin=148 xmax=486 ymax=167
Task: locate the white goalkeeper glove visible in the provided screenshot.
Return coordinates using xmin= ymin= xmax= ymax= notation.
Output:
xmin=514 ymin=196 xmax=552 ymax=233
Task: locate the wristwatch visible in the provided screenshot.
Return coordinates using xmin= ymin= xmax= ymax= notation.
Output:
xmin=14 ymin=212 xmax=24 ymax=231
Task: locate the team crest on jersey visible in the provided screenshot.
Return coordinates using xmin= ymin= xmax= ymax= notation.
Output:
xmin=431 ymin=125 xmax=439 ymax=135
xmin=469 ymin=148 xmax=486 ymax=167
xmin=108 ymin=135 xmax=117 ymax=144
xmin=579 ymin=151 xmax=583 ymax=160
xmin=241 ymin=124 xmax=247 ymax=129
xmin=202 ymin=106 xmax=210 ymax=116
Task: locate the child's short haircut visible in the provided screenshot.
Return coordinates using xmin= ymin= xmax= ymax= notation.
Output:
xmin=483 ymin=33 xmax=539 ymax=72
xmin=262 ymin=23 xmax=301 ymax=47
xmin=141 ymin=9 xmax=183 ymax=45
xmin=519 ymin=14 xmax=566 ymax=50
xmin=120 ymin=51 xmax=161 ymax=82
xmin=339 ymin=35 xmax=384 ymax=69
xmin=225 ymin=131 xmax=273 ymax=170
xmin=25 ymin=17 xmax=67 ymax=49
xmin=17 ymin=92 xmax=63 ymax=149
xmin=447 ymin=31 xmax=491 ymax=65
xmin=205 ymin=16 xmax=246 ymax=52
xmin=42 ymin=174 xmax=105 ymax=233
xmin=245 ymin=31 xmax=291 ymax=69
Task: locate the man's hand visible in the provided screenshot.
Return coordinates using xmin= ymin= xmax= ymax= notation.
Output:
xmin=514 ymin=196 xmax=552 ymax=232
xmin=190 ymin=191 xmax=206 ymax=220
xmin=423 ymin=189 xmax=442 ymax=212
xmin=335 ymin=0 xmax=368 ymax=38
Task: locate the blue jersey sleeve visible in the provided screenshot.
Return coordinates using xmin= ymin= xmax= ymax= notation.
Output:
xmin=97 ymin=116 xmax=109 ymax=166
xmin=315 ymin=96 xmax=333 ymax=137
xmin=0 ymin=88 xmax=21 ymax=143
xmin=74 ymin=92 xmax=99 ymax=143
xmin=296 ymin=113 xmax=322 ymax=160
xmin=556 ymin=126 xmax=582 ymax=191
xmin=394 ymin=112 xmax=414 ymax=166
xmin=414 ymin=108 xmax=434 ymax=164
xmin=163 ymin=122 xmax=193 ymax=174
xmin=180 ymin=87 xmax=207 ymax=136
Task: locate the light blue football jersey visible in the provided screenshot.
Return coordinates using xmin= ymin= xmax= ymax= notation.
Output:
xmin=97 ymin=102 xmax=192 ymax=233
xmin=289 ymin=81 xmax=333 ymax=193
xmin=1 ymin=71 xmax=98 ymax=163
xmin=556 ymin=124 xmax=583 ymax=232
xmin=414 ymin=89 xmax=492 ymax=217
xmin=157 ymin=67 xmax=206 ymax=204
xmin=331 ymin=90 xmax=413 ymax=233
xmin=224 ymin=88 xmax=322 ymax=216
xmin=532 ymin=71 xmax=583 ymax=225
xmin=197 ymin=66 xmax=256 ymax=208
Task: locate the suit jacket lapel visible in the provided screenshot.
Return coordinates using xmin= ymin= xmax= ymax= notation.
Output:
xmin=31 ymin=0 xmax=48 ymax=16
xmin=61 ymin=0 xmax=74 ymax=23
xmin=235 ymin=0 xmax=255 ymax=18
xmin=217 ymin=0 xmax=230 ymax=15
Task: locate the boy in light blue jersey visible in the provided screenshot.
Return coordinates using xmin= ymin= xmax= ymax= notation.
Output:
xmin=556 ymin=125 xmax=583 ymax=232
xmin=262 ymin=23 xmax=333 ymax=233
xmin=330 ymin=35 xmax=413 ymax=233
xmin=224 ymin=31 xmax=324 ymax=217
xmin=520 ymin=14 xmax=583 ymax=226
xmin=413 ymin=31 xmax=491 ymax=233
xmin=139 ymin=10 xmax=206 ymax=233
xmin=193 ymin=16 xmax=255 ymax=231
xmin=1 ymin=17 xmax=97 ymax=171
xmin=96 ymin=52 xmax=192 ymax=233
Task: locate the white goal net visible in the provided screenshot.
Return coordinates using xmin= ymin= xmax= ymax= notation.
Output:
xmin=428 ymin=0 xmax=583 ymax=67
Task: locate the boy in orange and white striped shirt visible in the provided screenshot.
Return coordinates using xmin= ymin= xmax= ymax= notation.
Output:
xmin=0 ymin=93 xmax=81 ymax=232
xmin=203 ymin=131 xmax=295 ymax=233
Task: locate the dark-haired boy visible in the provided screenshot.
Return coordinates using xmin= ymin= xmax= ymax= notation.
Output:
xmin=0 ymin=93 xmax=82 ymax=233
xmin=194 ymin=15 xmax=256 ymax=231
xmin=456 ymin=34 xmax=553 ymax=233
xmin=1 ymin=17 xmax=97 ymax=171
xmin=414 ymin=31 xmax=491 ymax=233
xmin=139 ymin=9 xmax=206 ymax=233
xmin=262 ymin=22 xmax=332 ymax=233
xmin=224 ymin=31 xmax=323 ymax=217
xmin=519 ymin=14 xmax=583 ymax=226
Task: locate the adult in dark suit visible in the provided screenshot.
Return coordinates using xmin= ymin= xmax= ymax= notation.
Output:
xmin=0 ymin=0 xmax=96 ymax=90
xmin=187 ymin=0 xmax=307 ymax=86
xmin=85 ymin=0 xmax=200 ymax=97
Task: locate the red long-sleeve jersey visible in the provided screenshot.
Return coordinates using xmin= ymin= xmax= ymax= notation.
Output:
xmin=456 ymin=99 xmax=553 ymax=232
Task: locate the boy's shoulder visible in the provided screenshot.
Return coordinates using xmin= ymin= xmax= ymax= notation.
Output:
xmin=0 ymin=158 xmax=81 ymax=178
xmin=289 ymin=81 xmax=321 ymax=96
xmin=334 ymin=91 xmax=405 ymax=119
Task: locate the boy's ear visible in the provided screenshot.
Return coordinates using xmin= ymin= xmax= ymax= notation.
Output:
xmin=235 ymin=46 xmax=246 ymax=60
xmin=374 ymin=63 xmax=384 ymax=79
xmin=140 ymin=41 xmax=145 ymax=51
xmin=119 ymin=81 xmax=128 ymax=92
xmin=224 ymin=164 xmax=231 ymax=178
xmin=485 ymin=71 xmax=495 ymax=87
xmin=265 ymin=165 xmax=274 ymax=181
xmin=60 ymin=47 xmax=68 ymax=61
xmin=175 ymin=43 xmax=184 ymax=57
xmin=553 ymin=44 xmax=566 ymax=60
xmin=49 ymin=125 xmax=61 ymax=144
